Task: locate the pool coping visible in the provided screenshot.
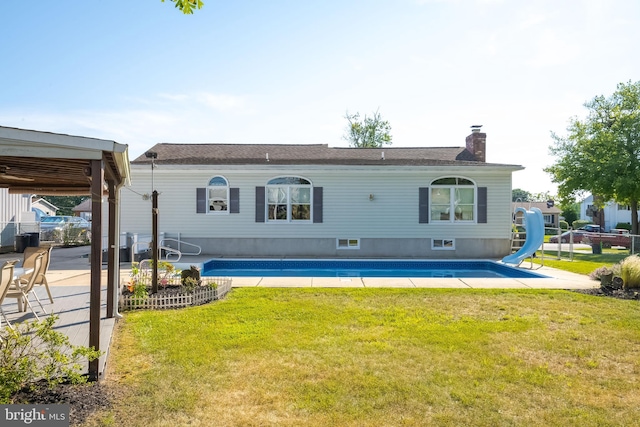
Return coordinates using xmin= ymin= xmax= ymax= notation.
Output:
xmin=174 ymin=258 xmax=599 ymax=290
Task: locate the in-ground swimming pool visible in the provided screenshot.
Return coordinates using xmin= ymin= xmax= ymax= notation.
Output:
xmin=202 ymin=259 xmax=547 ymax=279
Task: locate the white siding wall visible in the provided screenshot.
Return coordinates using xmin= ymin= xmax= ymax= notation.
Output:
xmin=0 ymin=189 xmax=31 ymax=223
xmin=120 ymin=165 xmax=514 ymax=241
xmin=1 ymin=189 xmax=33 ymax=250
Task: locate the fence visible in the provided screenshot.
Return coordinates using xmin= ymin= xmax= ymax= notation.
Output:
xmin=119 ymin=276 xmax=232 ymax=311
xmin=541 ymin=227 xmax=640 ymax=262
xmin=0 ymin=221 xmax=40 ymax=252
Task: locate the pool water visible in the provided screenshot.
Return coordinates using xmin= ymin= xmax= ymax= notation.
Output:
xmin=202 ymin=259 xmax=547 ymax=279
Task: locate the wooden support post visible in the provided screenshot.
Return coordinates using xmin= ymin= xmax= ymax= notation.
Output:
xmin=107 ymin=180 xmax=117 ymax=318
xmin=89 ymin=159 xmax=103 ymax=381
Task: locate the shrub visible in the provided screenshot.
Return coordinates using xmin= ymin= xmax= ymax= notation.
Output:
xmin=572 ymin=219 xmax=592 ymax=229
xmin=0 ymin=315 xmax=102 ymax=403
xmin=615 ymin=222 xmax=632 ymax=231
xmin=559 ymin=220 xmax=569 ymax=230
xmin=620 ymin=255 xmax=640 ymax=290
xmin=589 ymin=266 xmax=612 ymax=281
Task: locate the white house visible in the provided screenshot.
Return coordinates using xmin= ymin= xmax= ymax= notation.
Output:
xmin=579 ymin=194 xmax=632 ymax=231
xmin=119 ymin=128 xmax=523 ymax=259
xmin=31 ymin=196 xmax=58 ymax=219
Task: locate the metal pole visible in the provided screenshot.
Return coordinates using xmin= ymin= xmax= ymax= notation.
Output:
xmin=152 ymin=190 xmax=159 ymax=294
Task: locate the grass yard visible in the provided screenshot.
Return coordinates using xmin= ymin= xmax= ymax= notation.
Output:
xmin=534 ymin=250 xmax=630 ymax=275
xmin=85 ymin=288 xmax=640 ymax=427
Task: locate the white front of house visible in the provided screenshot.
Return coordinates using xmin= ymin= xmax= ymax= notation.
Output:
xmin=579 ymin=194 xmax=632 ymax=231
xmin=118 ymin=163 xmax=515 ymax=259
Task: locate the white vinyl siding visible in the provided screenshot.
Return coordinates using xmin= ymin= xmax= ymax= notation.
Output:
xmin=119 ymin=165 xmax=514 ymax=240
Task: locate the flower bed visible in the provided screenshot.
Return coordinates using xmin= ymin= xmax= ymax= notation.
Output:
xmin=120 ymin=273 xmax=232 ymax=311
xmin=119 ymin=261 xmax=232 ymax=311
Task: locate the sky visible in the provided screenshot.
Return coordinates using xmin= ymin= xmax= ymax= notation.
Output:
xmin=1 ymin=0 xmax=638 ymax=195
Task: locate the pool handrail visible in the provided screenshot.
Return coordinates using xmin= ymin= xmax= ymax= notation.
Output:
xmin=160 ymin=238 xmax=202 ymax=256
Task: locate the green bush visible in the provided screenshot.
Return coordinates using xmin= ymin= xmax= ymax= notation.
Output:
xmin=559 ymin=220 xmax=569 ymax=230
xmin=572 ymin=219 xmax=592 ymax=229
xmin=615 ymin=222 xmax=632 ymax=231
xmin=620 ymin=255 xmax=640 ymax=290
xmin=0 ymin=315 xmax=102 ymax=403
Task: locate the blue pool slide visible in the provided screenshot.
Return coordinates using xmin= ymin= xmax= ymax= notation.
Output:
xmin=501 ymin=207 xmax=545 ymax=265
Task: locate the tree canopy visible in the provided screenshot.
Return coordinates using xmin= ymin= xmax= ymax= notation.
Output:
xmin=545 ymin=80 xmax=640 ymax=233
xmin=343 ymin=110 xmax=392 ymax=148
xmin=512 ymin=188 xmax=532 ymax=202
xmin=162 ymin=0 xmax=203 ymax=14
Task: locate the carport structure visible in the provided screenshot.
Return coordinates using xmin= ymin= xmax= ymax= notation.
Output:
xmin=0 ymin=125 xmax=130 ymax=380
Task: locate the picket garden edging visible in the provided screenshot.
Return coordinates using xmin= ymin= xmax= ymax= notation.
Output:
xmin=119 ymin=277 xmax=232 ymax=311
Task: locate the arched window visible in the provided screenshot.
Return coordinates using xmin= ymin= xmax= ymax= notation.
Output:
xmin=208 ymin=176 xmax=229 ymax=213
xmin=430 ymin=177 xmax=476 ymax=222
xmin=266 ymin=176 xmax=312 ymax=221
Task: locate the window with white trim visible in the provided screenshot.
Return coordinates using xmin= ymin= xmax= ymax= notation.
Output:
xmin=430 ymin=177 xmax=475 ymax=222
xmin=266 ymin=176 xmax=312 ymax=222
xmin=208 ymin=176 xmax=229 ymax=213
xmin=337 ymin=238 xmax=360 ymax=249
xmin=432 ymin=238 xmax=455 ymax=250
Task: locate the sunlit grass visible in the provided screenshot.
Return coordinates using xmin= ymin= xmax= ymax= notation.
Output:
xmin=535 ymin=250 xmax=629 ymax=275
xmin=85 ymin=288 xmax=640 ymax=427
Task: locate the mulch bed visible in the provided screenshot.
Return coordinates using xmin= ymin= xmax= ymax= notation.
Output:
xmin=573 ymin=286 xmax=640 ymax=300
xmin=11 ymin=381 xmax=119 ymax=426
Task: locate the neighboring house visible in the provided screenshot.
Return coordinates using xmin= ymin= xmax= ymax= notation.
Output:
xmin=72 ymin=198 xmax=92 ymax=221
xmin=0 ymin=189 xmax=33 ymax=252
xmin=511 ymin=201 xmax=562 ymax=228
xmin=579 ymin=194 xmax=631 ymax=231
xmin=31 ymin=196 xmax=58 ymax=219
xmin=119 ymin=128 xmax=524 ymax=259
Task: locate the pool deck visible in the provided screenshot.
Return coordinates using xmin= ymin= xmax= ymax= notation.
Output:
xmin=177 ymin=255 xmax=598 ymax=290
xmin=0 ymin=246 xmax=598 ymax=378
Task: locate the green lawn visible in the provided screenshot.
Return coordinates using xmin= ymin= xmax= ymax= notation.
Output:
xmin=535 ymin=250 xmax=630 ymax=275
xmin=85 ymin=288 xmax=640 ymax=427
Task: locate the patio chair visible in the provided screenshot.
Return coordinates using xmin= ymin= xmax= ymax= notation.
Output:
xmin=0 ymin=259 xmax=20 ymax=333
xmin=22 ymin=245 xmax=54 ymax=303
xmin=6 ymin=251 xmax=47 ymax=320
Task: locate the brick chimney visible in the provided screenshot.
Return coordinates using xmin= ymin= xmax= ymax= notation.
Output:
xmin=465 ymin=125 xmax=486 ymax=162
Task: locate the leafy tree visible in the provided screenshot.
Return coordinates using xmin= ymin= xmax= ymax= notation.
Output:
xmin=512 ymin=188 xmax=531 ymax=202
xmin=545 ymin=81 xmax=640 ymax=234
xmin=531 ymin=192 xmax=555 ymax=203
xmin=162 ymin=0 xmax=203 ymax=14
xmin=343 ymin=110 xmax=392 ymax=148
xmin=560 ymin=202 xmax=579 ymax=225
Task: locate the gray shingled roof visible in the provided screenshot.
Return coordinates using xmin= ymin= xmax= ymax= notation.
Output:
xmin=131 ymin=143 xmax=520 ymax=168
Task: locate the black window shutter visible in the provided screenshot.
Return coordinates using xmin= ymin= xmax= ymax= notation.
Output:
xmin=230 ymin=188 xmax=240 ymax=213
xmin=478 ymin=187 xmax=487 ymax=223
xmin=419 ymin=187 xmax=429 ymax=223
xmin=196 ymin=188 xmax=206 ymax=214
xmin=313 ymin=187 xmax=323 ymax=223
xmin=255 ymin=187 xmax=265 ymax=222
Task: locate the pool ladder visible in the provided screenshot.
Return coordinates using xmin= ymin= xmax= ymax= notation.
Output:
xmin=131 ymin=238 xmax=202 ymax=263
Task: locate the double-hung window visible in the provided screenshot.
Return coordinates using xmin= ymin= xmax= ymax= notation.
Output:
xmin=430 ymin=177 xmax=475 ymax=222
xmin=266 ymin=177 xmax=312 ymax=222
xmin=208 ymin=176 xmax=229 ymax=213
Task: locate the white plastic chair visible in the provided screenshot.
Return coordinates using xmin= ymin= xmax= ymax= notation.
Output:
xmin=0 ymin=259 xmax=19 ymax=333
xmin=6 ymin=251 xmax=47 ymax=320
